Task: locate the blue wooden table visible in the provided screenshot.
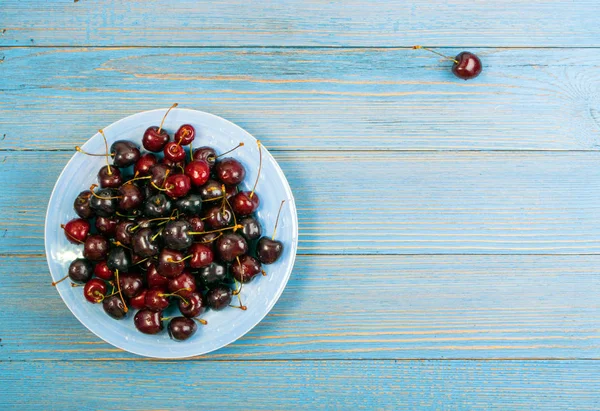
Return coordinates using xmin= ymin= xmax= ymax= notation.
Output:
xmin=2 ymin=1 xmax=600 ymax=409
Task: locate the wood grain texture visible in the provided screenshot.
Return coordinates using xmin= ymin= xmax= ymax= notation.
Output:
xmin=2 ymin=151 xmax=600 ymax=255
xmin=1 ymin=47 xmax=600 ymax=151
xmin=3 ymin=360 xmax=600 ymax=410
xmin=1 ymin=1 xmax=600 ymax=47
xmin=1 ymin=254 xmax=598 ymax=360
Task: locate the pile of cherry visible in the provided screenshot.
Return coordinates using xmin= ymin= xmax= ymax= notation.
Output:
xmin=54 ymin=104 xmax=284 ymax=342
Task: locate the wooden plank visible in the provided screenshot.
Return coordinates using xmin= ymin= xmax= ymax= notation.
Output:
xmin=2 ymin=47 xmax=600 ymax=151
xmin=1 ymin=254 xmax=598 ymax=360
xmin=1 ymin=1 xmax=600 ymax=47
xmin=2 ymin=151 xmax=600 ymax=255
xmin=2 ymin=360 xmax=599 ymax=410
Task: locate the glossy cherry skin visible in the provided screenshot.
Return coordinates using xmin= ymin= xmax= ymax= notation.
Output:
xmin=147 ymin=263 xmax=170 ymax=290
xmin=198 ymin=232 xmax=221 ymax=249
xmin=134 ymin=309 xmax=164 ymax=334
xmin=157 ymin=249 xmax=186 ymax=278
xmin=97 ymin=165 xmax=122 ymax=189
xmin=239 ymin=216 xmax=262 ymax=241
xmin=216 ymin=233 xmax=248 ymax=262
xmin=168 ymin=317 xmax=197 ymax=341
xmin=163 ymin=158 xmax=185 ymax=170
xmin=129 ymin=289 xmax=148 ymax=310
xmin=163 ymin=220 xmax=193 ymax=250
xmin=187 ymin=216 xmax=205 ymax=232
xmin=107 ymin=247 xmax=132 ymax=273
xmin=68 ymin=258 xmax=93 ymax=283
xmin=256 ymin=237 xmax=283 ymax=264
xmin=168 ymin=271 xmax=197 ymax=298
xmin=199 ymin=180 xmax=225 ymax=202
xmin=89 ymin=188 xmax=118 ymax=217
xmin=131 ymin=227 xmax=160 ymax=258
xmin=143 ymin=126 xmax=170 ymax=152
xmin=206 ymin=286 xmax=232 ymax=310
xmin=231 ymin=255 xmax=262 ymax=283
xmin=63 ymin=218 xmax=90 ymax=244
xmin=134 ymin=153 xmax=158 ymax=176
xmin=94 ymin=260 xmax=114 ymax=280
xmin=83 ymin=235 xmax=109 ymax=261
xmin=150 ymin=163 xmax=171 ymax=189
xmin=452 ymin=52 xmax=482 ymax=80
xmin=103 ymin=294 xmax=127 ymax=319
xmin=115 ymin=220 xmax=136 ymax=246
xmin=145 ymin=289 xmax=170 ymax=311
xmin=174 ymin=124 xmax=195 ymax=146
xmin=192 ymin=146 xmax=217 ymax=168
xmin=84 ymin=278 xmax=108 ymax=303
xmin=204 ymin=205 xmax=233 ymax=229
xmin=119 ymin=183 xmax=144 ymax=211
xmin=119 ymin=271 xmax=144 ymax=298
xmin=111 ymin=140 xmax=140 ymax=167
xmin=185 ymin=160 xmax=210 ymax=187
xmin=215 ymin=158 xmax=246 ymax=186
xmin=74 ymin=190 xmax=94 ymax=219
xmin=95 ymin=215 xmax=119 ymax=237
xmin=188 ymin=243 xmax=214 ymax=269
xmin=165 ymin=174 xmax=191 ymax=199
xmin=197 ymin=262 xmax=227 ymax=285
xmin=144 ymin=193 xmax=172 ymax=218
xmin=175 ymin=193 xmax=203 ymax=216
xmin=163 ymin=141 xmax=186 ymax=162
xmin=179 ymin=292 xmax=206 ymax=318
xmin=231 ymin=191 xmax=259 ymax=216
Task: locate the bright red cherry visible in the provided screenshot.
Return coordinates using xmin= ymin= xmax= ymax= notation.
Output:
xmin=142 ymin=103 xmax=178 ymax=152
xmin=231 ymin=191 xmax=260 ymax=216
xmin=215 ymin=158 xmax=245 ymax=186
xmin=83 ymin=278 xmax=108 ymax=303
xmin=168 ymin=271 xmax=197 ymax=298
xmin=129 ymin=289 xmax=148 ymax=310
xmin=165 ymin=174 xmax=191 ymax=198
xmin=62 ymin=218 xmax=90 ymax=244
xmin=184 ymin=160 xmax=210 ymax=187
xmin=134 ymin=153 xmax=158 ymax=176
xmin=94 ymin=260 xmax=114 ymax=280
xmin=175 ymin=124 xmax=195 ymax=146
xmin=452 ymin=52 xmax=482 ymax=80
xmin=163 ymin=141 xmax=186 ymax=162
xmin=188 ymin=243 xmax=214 ymax=269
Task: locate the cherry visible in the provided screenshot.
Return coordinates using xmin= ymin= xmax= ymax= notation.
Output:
xmin=168 ymin=271 xmax=196 ymax=298
xmin=97 ymin=165 xmax=123 ymax=189
xmin=83 ymin=235 xmax=109 ymax=261
xmin=89 ymin=188 xmax=118 ymax=217
xmin=134 ymin=153 xmax=158 ymax=176
xmin=188 ymin=243 xmax=214 ymax=269
xmin=119 ymin=271 xmax=144 ymax=298
xmin=163 ymin=219 xmax=192 ymax=250
xmin=149 ymin=163 xmax=171 ymax=190
xmin=239 ymin=216 xmax=262 ymax=241
xmin=115 ymin=220 xmax=136 ymax=246
xmin=199 ymin=180 xmax=226 ymax=202
xmin=68 ymin=258 xmax=93 ymax=283
xmin=165 ymin=174 xmax=191 ymax=199
xmin=110 ymin=140 xmax=140 ymax=167
xmin=175 ymin=193 xmax=203 ymax=216
xmin=162 ymin=141 xmax=185 ymax=163
xmin=134 ymin=309 xmax=164 ymax=334
xmin=83 ymin=278 xmax=108 ymax=303
xmin=131 ymin=227 xmax=160 ymax=258
xmin=142 ymin=103 xmax=177 ymax=152
xmin=452 ymin=52 xmax=482 ymax=80
xmin=174 ymin=124 xmax=195 ymax=146
xmin=118 ymin=183 xmax=144 ymax=211
xmin=73 ymin=190 xmax=94 ymax=219
xmin=231 ymin=255 xmax=262 ymax=283
xmin=62 ymin=218 xmax=90 ymax=244
xmin=103 ymin=294 xmax=127 ymax=319
xmin=94 ymin=260 xmax=114 ymax=280
xmin=206 ymin=286 xmax=232 ymax=310
xmin=95 ymin=215 xmax=118 ymax=237
xmin=107 ymin=247 xmax=132 ymax=273
xmin=185 ymin=160 xmax=210 ymax=187
xmin=215 ymin=158 xmax=245 ymax=186
xmin=156 ymin=249 xmax=186 ymax=278
xmin=147 ymin=263 xmax=170 ymax=290
xmin=204 ymin=204 xmax=233 ymax=229
xmin=197 ymin=262 xmax=227 ymax=285
xmin=231 ymin=191 xmax=260 ymax=216
xmin=129 ymin=289 xmax=148 ymax=310
xmin=144 ymin=289 xmax=171 ymax=311
xmin=178 ymin=292 xmax=206 ymax=318
xmin=256 ymin=200 xmax=285 ymax=264
xmin=144 ymin=193 xmax=173 ymax=218
xmin=168 ymin=317 xmax=197 ymax=341
xmin=216 ymin=233 xmax=248 ymax=262
xmin=192 ymin=146 xmax=217 ymax=168
xmin=187 ymin=216 xmax=205 ymax=232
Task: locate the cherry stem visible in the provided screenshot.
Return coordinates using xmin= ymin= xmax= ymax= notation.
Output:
xmin=272 ymin=200 xmax=285 ymax=240
xmin=216 ymin=142 xmax=244 ymax=158
xmin=133 ymin=257 xmax=150 ymax=266
xmin=188 ymin=224 xmax=243 ymax=236
xmin=51 ymin=274 xmax=69 ymax=286
xmin=75 ymin=147 xmax=113 ymax=157
xmin=89 ymin=184 xmax=122 ymax=200
xmin=189 ymin=141 xmax=194 ymax=162
xmin=60 ymin=224 xmax=85 ymax=244
xmin=193 ymin=317 xmax=208 ymax=325
xmin=114 ymin=269 xmax=129 ymax=313
xmin=157 ymin=103 xmax=178 ymax=134
xmin=166 ymin=255 xmax=193 ymax=264
xmin=201 ymin=232 xmax=222 ymax=243
xmin=70 ymin=282 xmax=83 ymax=287
xmin=261 ymin=269 xmax=267 ymax=277
xmin=98 ymin=129 xmax=113 ymax=175
xmin=116 ymin=211 xmax=139 ymax=218
xmin=250 ymin=140 xmax=262 ymax=198
xmin=151 ymin=228 xmax=164 ymax=242
xmin=111 ymin=240 xmax=132 ymax=250
xmin=412 ymin=45 xmax=459 ymax=64
xmin=123 ymin=175 xmax=152 ymax=186
xmin=223 ymin=185 xmax=238 ymax=228
xmin=171 ymin=287 xmax=192 ymax=295
xmin=159 ymin=292 xmax=189 ymax=305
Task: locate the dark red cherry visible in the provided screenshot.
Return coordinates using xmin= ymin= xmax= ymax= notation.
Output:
xmin=144 ymin=289 xmax=170 ymax=311
xmin=98 ymin=165 xmax=122 ymax=188
xmin=89 ymin=188 xmax=118 ymax=217
xmin=178 ymin=292 xmax=206 ymax=318
xmin=156 ymin=249 xmax=185 ymax=278
xmin=163 ymin=220 xmax=192 ymax=250
xmin=198 ymin=232 xmax=221 ymax=249
xmin=68 ymin=258 xmax=93 ymax=283
xmin=143 ymin=126 xmax=170 ymax=152
xmin=103 ymin=294 xmax=127 ymax=319
xmin=204 ymin=205 xmax=233 ymax=229
xmin=185 ymin=160 xmax=210 ymax=187
xmin=84 ymin=278 xmax=108 ymax=303
xmin=106 ymin=247 xmax=132 ymax=273
xmin=199 ymin=180 xmax=225 ymax=202
xmin=134 ymin=153 xmax=158 ymax=176
xmin=231 ymin=191 xmax=259 ymax=216
xmin=452 ymin=52 xmax=482 ymax=80
xmin=192 ymin=146 xmax=217 ymax=168
xmin=129 ymin=289 xmax=148 ymax=310
xmin=163 ymin=141 xmax=186 ymax=163
xmin=215 ymin=158 xmax=245 ymax=186
xmin=74 ymin=190 xmax=94 ymax=219
xmin=147 ymin=263 xmax=170 ymax=290
xmin=143 ymin=193 xmax=173 ymax=218
xmin=231 ymin=255 xmax=262 ymax=283
xmin=197 ymin=262 xmax=227 ymax=285
xmin=95 ymin=215 xmax=118 ymax=237
xmin=110 ymin=140 xmax=140 ymax=167
xmin=165 ymin=174 xmax=191 ymax=199
xmin=206 ymin=286 xmax=232 ymax=310
xmin=216 ymin=233 xmax=248 ymax=262
xmin=149 ymin=163 xmax=171 ymax=190
xmin=115 ymin=220 xmax=136 ymax=246
xmin=94 ymin=260 xmax=114 ymax=280
xmin=175 ymin=193 xmax=203 ymax=216
xmin=63 ymin=218 xmax=90 ymax=244
xmin=168 ymin=317 xmax=197 ymax=341
xmin=83 ymin=235 xmax=109 ymax=261
xmin=256 ymin=237 xmax=283 ymax=264
xmin=131 ymin=227 xmax=160 ymax=258
xmin=174 ymin=124 xmax=195 ymax=146
xmin=187 ymin=216 xmax=205 ymax=232
xmin=118 ymin=183 xmax=144 ymax=211
xmin=119 ymin=271 xmax=144 ymax=298
xmin=168 ymin=271 xmax=196 ymax=298
xmin=239 ymin=216 xmax=262 ymax=241
xmin=188 ymin=243 xmax=214 ymax=269
xmin=134 ymin=309 xmax=164 ymax=334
